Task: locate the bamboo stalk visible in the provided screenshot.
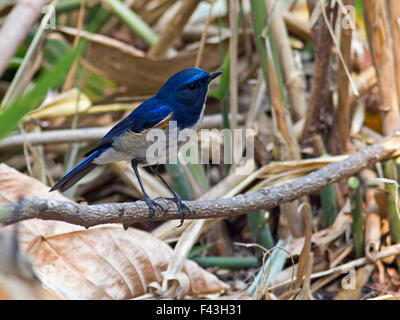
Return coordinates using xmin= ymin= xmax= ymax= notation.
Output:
xmin=337 ymin=0 xmax=354 ymax=152
xmin=363 ymin=0 xmax=400 ymax=135
xmin=229 ymin=0 xmax=239 ymax=170
xmin=321 ymin=182 xmax=338 ymax=228
xmin=361 ymin=169 xmax=381 ymax=261
xmin=250 ymin=0 xmax=269 ymax=89
xmin=248 ymin=210 xmax=274 ymax=252
xmin=383 ymin=160 xmax=400 ymax=244
xmin=348 ymin=176 xmax=365 ymax=258
xmin=388 ymin=0 xmax=400 ymax=102
xmin=301 ymin=0 xmax=335 ymax=139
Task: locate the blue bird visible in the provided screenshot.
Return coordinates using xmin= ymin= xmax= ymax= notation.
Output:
xmin=50 ymin=68 xmax=222 ymax=226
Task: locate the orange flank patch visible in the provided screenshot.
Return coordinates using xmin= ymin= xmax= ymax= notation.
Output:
xmin=118 ymin=113 xmax=173 ymax=147
xmin=155 ymin=113 xmax=173 ymax=129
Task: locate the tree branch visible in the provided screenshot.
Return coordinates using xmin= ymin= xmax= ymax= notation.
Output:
xmin=3 ymin=134 xmax=400 ymax=228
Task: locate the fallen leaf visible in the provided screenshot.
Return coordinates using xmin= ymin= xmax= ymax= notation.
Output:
xmin=18 ymin=222 xmax=229 ymax=299
xmin=59 ymin=27 xmax=229 ymax=97
xmin=28 ymin=88 xmax=92 ymax=120
xmin=0 ymin=164 xmax=229 ymax=299
xmin=0 ymin=163 xmax=69 ymax=205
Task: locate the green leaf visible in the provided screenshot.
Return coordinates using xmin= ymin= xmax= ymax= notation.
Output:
xmin=0 ymin=48 xmax=80 ymax=140
xmin=188 ymin=243 xmax=215 ymax=259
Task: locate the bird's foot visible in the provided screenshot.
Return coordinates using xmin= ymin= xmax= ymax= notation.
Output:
xmin=152 ymin=196 xmax=190 ymax=226
xmin=143 ymin=196 xmax=164 ymax=220
xmin=171 ymin=195 xmax=191 ymax=227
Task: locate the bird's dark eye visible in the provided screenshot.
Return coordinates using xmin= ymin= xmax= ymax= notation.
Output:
xmin=187 ymin=83 xmax=196 ymax=90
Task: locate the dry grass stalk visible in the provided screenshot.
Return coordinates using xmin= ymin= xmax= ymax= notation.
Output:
xmin=294 ymin=203 xmax=313 ymax=292
xmin=194 ymin=1 xmax=214 ymax=68
xmin=265 ymin=37 xmax=303 ymax=237
xmin=266 ymin=40 xmax=301 ymax=161
xmin=62 ymin=0 xmax=86 ymax=92
xmin=267 ymin=0 xmax=307 ymax=122
xmin=148 ymin=0 xmax=200 ymax=58
xmin=296 ymin=252 xmax=314 ymax=299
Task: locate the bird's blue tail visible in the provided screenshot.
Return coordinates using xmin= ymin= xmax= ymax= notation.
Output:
xmin=50 ymin=148 xmax=104 ymax=192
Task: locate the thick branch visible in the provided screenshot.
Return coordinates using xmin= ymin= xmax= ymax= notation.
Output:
xmin=3 ymin=134 xmax=400 ymax=228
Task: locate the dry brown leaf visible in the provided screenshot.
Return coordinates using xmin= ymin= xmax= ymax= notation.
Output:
xmin=0 ymin=163 xmax=69 ymax=205
xmin=59 ymin=26 xmax=229 ymax=97
xmin=18 ymin=222 xmax=229 ymax=299
xmin=0 ymin=164 xmax=229 ymax=299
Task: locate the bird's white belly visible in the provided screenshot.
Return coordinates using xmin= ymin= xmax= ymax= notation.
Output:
xmin=92 ymin=125 xmax=197 ymax=166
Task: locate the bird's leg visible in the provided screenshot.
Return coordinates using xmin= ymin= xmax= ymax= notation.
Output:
xmin=150 ymin=165 xmax=191 ymax=227
xmin=131 ymin=160 xmax=163 ymax=220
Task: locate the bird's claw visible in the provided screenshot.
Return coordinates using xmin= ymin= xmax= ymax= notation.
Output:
xmin=172 ymin=196 xmax=191 ymax=227
xmin=143 ymin=197 xmax=164 ymax=220
xmin=147 ymin=195 xmax=190 ymax=227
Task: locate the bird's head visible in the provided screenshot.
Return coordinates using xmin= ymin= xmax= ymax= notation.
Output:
xmin=156 ymin=68 xmax=222 ymax=108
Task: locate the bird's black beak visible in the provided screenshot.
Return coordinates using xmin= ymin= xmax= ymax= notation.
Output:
xmin=209 ymin=71 xmax=223 ymax=80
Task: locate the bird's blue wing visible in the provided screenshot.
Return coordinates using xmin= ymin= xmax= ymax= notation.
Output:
xmin=84 ymin=97 xmax=173 ymax=157
xmin=128 ymin=98 xmax=173 ymax=133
